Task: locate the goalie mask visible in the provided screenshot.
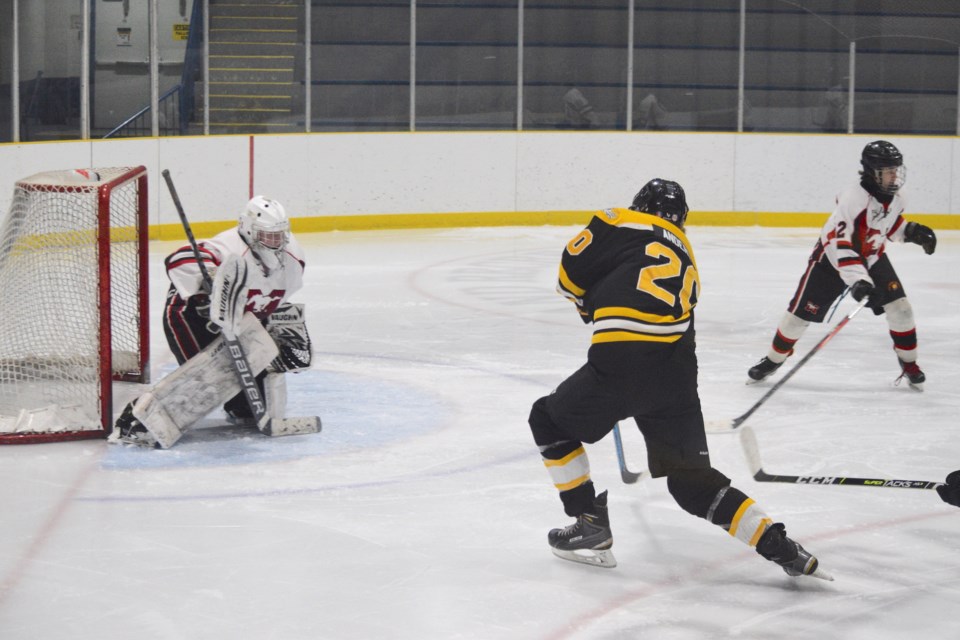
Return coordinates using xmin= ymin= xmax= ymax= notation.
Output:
xmin=629 ymin=178 xmax=689 ymax=229
xmin=860 ymin=140 xmax=905 ymax=195
xmin=239 ymin=196 xmax=290 ymax=269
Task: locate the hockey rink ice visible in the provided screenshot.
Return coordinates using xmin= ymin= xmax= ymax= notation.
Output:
xmin=0 ymin=224 xmax=958 ymax=639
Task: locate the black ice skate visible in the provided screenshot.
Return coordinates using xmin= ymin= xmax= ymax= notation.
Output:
xmin=747 ymin=356 xmax=786 ymax=384
xmin=548 ymin=490 xmax=616 ymax=568
xmin=108 ymin=402 xmax=158 ymax=448
xmin=756 ymin=523 xmax=832 ymax=581
xmin=896 ymin=358 xmax=925 ymax=392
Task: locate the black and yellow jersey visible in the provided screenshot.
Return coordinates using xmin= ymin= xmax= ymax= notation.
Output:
xmin=557 ymin=208 xmax=700 ymax=344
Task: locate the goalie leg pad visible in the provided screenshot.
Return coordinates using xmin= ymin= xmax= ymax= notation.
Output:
xmin=264 ymin=372 xmax=286 ymax=421
xmin=133 ymin=314 xmax=279 ymax=448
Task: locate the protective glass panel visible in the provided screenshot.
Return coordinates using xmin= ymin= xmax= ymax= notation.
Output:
xmin=98 ymin=1 xmax=205 ymax=138
xmin=416 ymin=0 xmax=518 ymax=131
xmin=744 ymin=0 xmax=851 ymax=132
xmin=854 ymin=38 xmax=958 ymax=135
xmin=0 ymin=0 xmax=12 ymax=142
xmin=204 ymin=0 xmax=305 ymax=135
xmin=18 ymin=0 xmax=83 ymax=141
xmin=524 ymin=0 xmax=630 ymax=130
xmin=312 ymin=0 xmax=410 ymax=131
xmin=634 ymin=1 xmax=740 ymax=132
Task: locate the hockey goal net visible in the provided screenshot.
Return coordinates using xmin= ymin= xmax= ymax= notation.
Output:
xmin=0 ymin=167 xmax=149 ymax=444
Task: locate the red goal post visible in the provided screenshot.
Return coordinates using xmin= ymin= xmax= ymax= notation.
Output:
xmin=0 ymin=167 xmax=150 ymax=444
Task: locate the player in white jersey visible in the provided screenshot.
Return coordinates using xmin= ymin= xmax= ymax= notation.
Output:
xmin=747 ymin=140 xmax=936 ymax=391
xmin=111 ymin=196 xmax=313 ymax=448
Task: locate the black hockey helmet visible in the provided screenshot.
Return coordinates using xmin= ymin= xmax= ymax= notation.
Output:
xmin=860 ymin=140 xmax=905 ymax=194
xmin=629 ymin=178 xmax=689 ymax=228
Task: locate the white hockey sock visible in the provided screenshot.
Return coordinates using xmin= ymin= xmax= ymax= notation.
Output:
xmin=542 ymin=444 xmax=591 ymax=493
xmin=766 ymin=312 xmax=809 ymax=363
xmin=729 ymin=498 xmax=774 ymax=548
xmin=885 ymin=298 xmax=918 ymax=362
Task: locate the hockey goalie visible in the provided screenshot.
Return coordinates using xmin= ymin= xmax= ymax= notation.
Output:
xmin=110 ymin=196 xmax=319 ymax=449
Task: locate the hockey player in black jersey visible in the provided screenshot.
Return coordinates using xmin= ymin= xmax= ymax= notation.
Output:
xmin=529 ymin=178 xmax=830 ymax=579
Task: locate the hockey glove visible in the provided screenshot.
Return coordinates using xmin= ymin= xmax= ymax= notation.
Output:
xmin=904 ymin=221 xmax=936 ymax=255
xmin=850 ymin=280 xmax=884 ymax=315
xmin=849 ymin=280 xmax=876 ymax=302
xmin=936 ymin=470 xmax=960 ymax=508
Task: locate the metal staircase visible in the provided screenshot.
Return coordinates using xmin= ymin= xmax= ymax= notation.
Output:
xmin=207 ymin=0 xmax=303 ymax=133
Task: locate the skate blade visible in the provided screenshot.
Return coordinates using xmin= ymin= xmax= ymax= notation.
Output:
xmin=551 ymin=546 xmax=617 ymax=568
xmin=908 ymin=382 xmax=924 ymax=392
xmin=809 ymin=566 xmax=835 ymax=581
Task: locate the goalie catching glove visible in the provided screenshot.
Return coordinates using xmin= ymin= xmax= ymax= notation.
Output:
xmin=266 ymin=303 xmax=312 ymax=373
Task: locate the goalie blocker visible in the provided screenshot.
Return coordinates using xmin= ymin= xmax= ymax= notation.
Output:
xmin=111 ymin=311 xmax=320 ymax=449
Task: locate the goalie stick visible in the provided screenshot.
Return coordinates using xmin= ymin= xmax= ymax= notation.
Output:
xmin=613 ymin=423 xmax=647 ymax=484
xmin=161 ymin=169 xmax=319 ymax=438
xmin=706 ymin=298 xmax=868 ymax=433
xmin=739 ymin=426 xmax=950 ymax=491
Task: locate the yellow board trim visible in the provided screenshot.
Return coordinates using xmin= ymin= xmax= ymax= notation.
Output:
xmin=150 ymin=211 xmax=960 ymax=241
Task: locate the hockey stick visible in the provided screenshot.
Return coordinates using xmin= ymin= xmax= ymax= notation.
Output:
xmin=161 ymin=169 xmax=319 ymax=437
xmin=740 ymin=426 xmax=949 ymax=491
xmin=706 ymin=299 xmax=869 ymax=433
xmin=613 ymin=423 xmax=647 ymax=484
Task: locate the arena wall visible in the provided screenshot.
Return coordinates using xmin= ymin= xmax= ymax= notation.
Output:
xmin=1 ymin=132 xmax=957 ymax=238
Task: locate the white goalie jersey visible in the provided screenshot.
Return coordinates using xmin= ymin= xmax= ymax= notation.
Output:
xmin=165 ymin=227 xmax=306 ymax=319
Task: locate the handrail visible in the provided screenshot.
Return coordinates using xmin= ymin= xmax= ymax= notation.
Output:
xmin=103 ymin=0 xmax=203 ymax=139
xmin=103 ymin=84 xmax=181 ymax=138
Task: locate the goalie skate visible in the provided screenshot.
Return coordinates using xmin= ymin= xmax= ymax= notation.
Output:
xmin=108 ymin=403 xmax=158 ymax=448
xmin=548 ymin=491 xmax=617 ymax=568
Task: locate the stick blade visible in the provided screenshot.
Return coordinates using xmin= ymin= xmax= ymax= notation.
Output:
xmin=704 ymin=418 xmax=736 ymax=433
xmin=739 ymin=426 xmax=764 ymax=477
xmin=620 ymin=468 xmax=647 ymax=484
xmin=261 ymin=416 xmax=322 ymax=437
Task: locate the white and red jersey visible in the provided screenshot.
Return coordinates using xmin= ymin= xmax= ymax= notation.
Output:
xmin=813 ymin=182 xmax=909 ymax=287
xmin=164 ymin=227 xmax=305 ymax=320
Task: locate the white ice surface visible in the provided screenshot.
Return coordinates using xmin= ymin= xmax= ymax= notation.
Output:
xmin=0 ymin=226 xmax=958 ymax=639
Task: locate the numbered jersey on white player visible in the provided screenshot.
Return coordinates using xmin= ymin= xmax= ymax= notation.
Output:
xmin=815 ymin=182 xmax=909 ymax=287
xmin=165 ymin=228 xmax=305 ymax=319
